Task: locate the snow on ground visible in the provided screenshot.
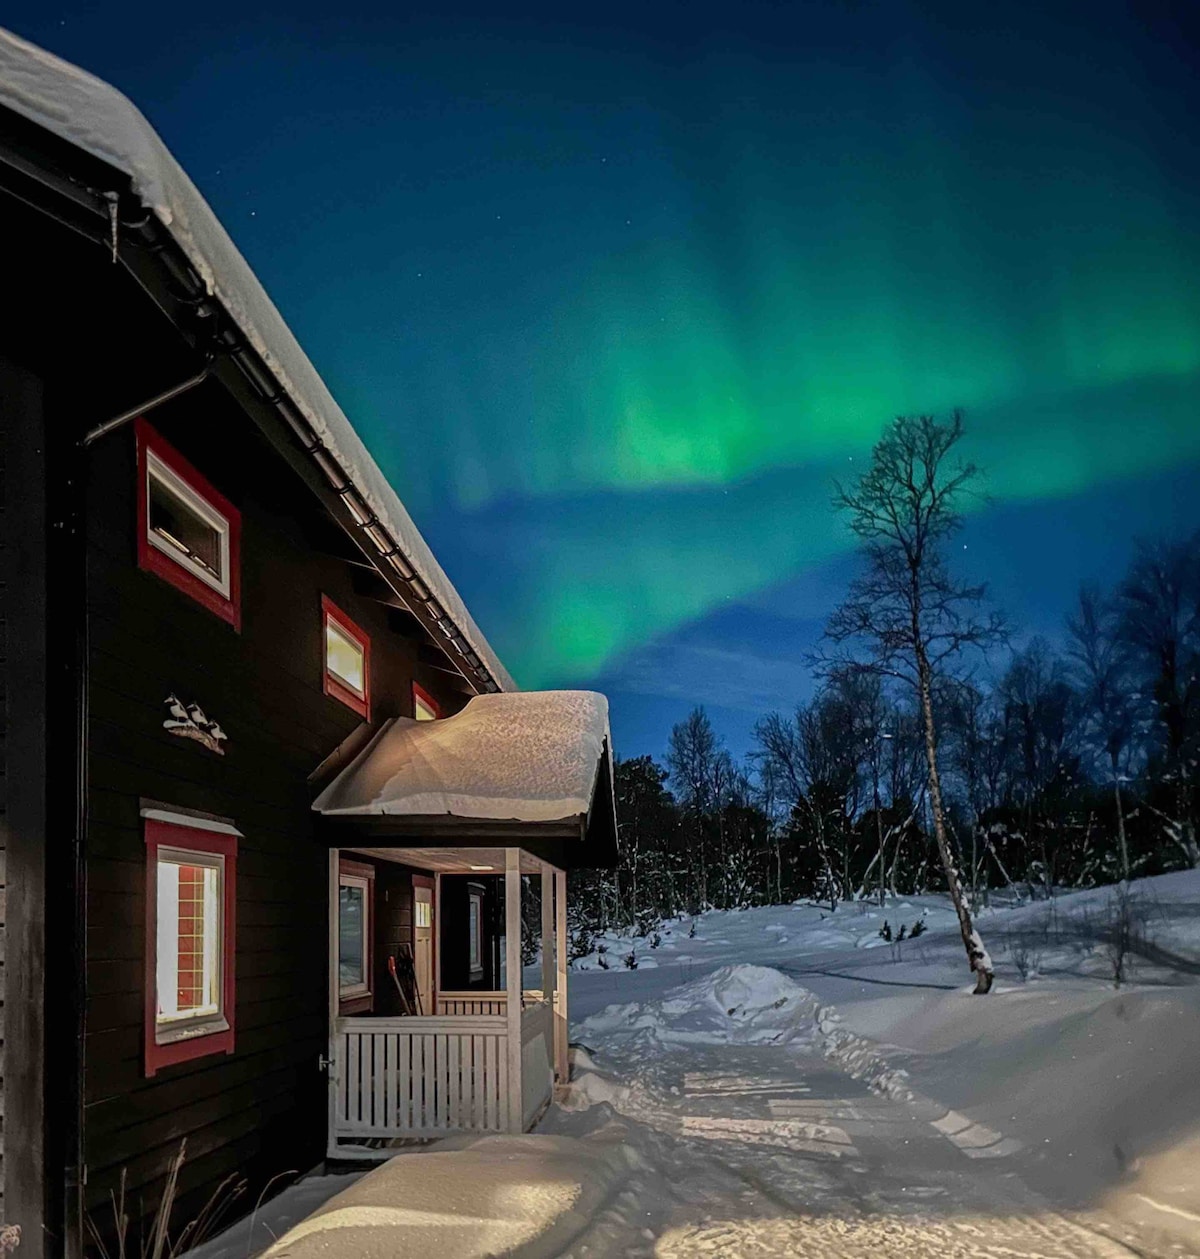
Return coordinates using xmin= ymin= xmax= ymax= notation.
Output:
xmin=196 ymin=870 xmax=1200 ymax=1257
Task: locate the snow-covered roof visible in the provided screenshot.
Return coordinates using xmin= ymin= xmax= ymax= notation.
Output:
xmin=313 ymin=691 xmax=611 ymax=824
xmin=0 ymin=26 xmax=514 ymax=693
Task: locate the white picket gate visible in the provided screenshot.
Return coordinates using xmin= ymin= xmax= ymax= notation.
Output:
xmin=331 ymin=1015 xmax=509 ymax=1153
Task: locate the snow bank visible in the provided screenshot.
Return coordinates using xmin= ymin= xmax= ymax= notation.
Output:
xmin=312 ymin=691 xmax=610 ymax=822
xmin=257 ymin=1128 xmax=640 ymax=1259
xmin=0 ymin=26 xmax=513 ymax=693
xmin=576 ymin=963 xmax=915 ymax=1103
xmin=578 ymin=964 xmax=820 ymax=1050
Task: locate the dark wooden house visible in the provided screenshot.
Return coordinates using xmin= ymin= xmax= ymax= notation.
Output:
xmin=0 ymin=28 xmax=616 ymax=1259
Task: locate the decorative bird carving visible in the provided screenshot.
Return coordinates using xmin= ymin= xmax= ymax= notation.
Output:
xmin=206 ymin=722 xmax=227 ymax=743
xmin=186 ymin=702 xmax=209 ymax=728
xmin=165 ymin=693 xmax=190 ymax=723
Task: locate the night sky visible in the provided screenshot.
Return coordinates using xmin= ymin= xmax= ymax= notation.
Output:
xmin=10 ymin=1 xmax=1198 ymax=757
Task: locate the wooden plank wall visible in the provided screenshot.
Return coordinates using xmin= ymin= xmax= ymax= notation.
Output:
xmin=0 ymin=355 xmax=8 ymax=1223
xmin=0 ymin=353 xmax=50 ymax=1250
xmin=82 ymin=388 xmax=472 ymax=1233
xmin=1 ymin=196 xmax=477 ymax=1245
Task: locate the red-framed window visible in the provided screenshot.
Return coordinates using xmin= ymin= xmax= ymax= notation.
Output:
xmin=413 ymin=681 xmax=441 ymax=721
xmin=338 ymin=858 xmax=375 ymax=1015
xmin=136 ymin=418 xmax=242 ymax=630
xmin=322 ymin=596 xmax=371 ymax=720
xmin=144 ymin=813 xmax=237 ymax=1076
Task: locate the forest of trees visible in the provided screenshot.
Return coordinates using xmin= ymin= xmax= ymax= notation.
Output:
xmin=570 ymin=420 xmax=1199 ymax=971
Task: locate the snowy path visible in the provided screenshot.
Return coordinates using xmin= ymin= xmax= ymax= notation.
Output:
xmin=549 ymin=1042 xmax=1138 ymax=1258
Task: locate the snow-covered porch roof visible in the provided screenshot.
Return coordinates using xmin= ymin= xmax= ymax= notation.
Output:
xmin=312 ymin=692 xmax=618 ymax=869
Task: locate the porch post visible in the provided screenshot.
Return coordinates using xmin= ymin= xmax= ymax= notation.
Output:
xmin=504 ymin=846 xmax=523 ymax=1133
xmin=434 ymin=870 xmax=442 ymax=1011
xmin=540 ymin=862 xmax=554 ymax=1004
xmin=327 ymin=849 xmax=340 ymax=1155
xmin=554 ymin=867 xmax=568 ymax=1084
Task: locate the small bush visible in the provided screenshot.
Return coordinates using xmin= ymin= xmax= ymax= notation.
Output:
xmin=1008 ymin=933 xmax=1042 ymax=982
xmin=910 ymin=918 xmax=926 ymax=938
xmin=649 ymin=932 xmax=662 ymax=949
xmin=623 ymin=949 xmax=638 ymax=970
xmin=1101 ymin=886 xmax=1148 ymax=988
xmin=597 ymin=953 xmax=610 ymax=970
xmin=878 ymin=920 xmax=893 ymax=942
xmin=688 ymin=920 xmax=697 ymax=939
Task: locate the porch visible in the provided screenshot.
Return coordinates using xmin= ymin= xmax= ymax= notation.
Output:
xmin=327 ymin=846 xmax=567 ymax=1156
xmin=313 ymin=692 xmax=616 ymax=1160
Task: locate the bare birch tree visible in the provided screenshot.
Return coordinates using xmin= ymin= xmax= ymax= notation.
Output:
xmin=824 ymin=411 xmax=1004 ymax=992
xmin=1068 ymin=586 xmax=1137 ymax=882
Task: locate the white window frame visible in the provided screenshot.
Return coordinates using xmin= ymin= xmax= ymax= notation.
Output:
xmin=154 ymin=844 xmax=230 ymax=1047
xmin=339 ymin=872 xmax=373 ymax=1000
xmin=468 ymin=889 xmax=484 ymax=981
xmin=326 ymin=617 xmax=367 ymax=700
xmin=146 ymin=448 xmax=232 ymax=599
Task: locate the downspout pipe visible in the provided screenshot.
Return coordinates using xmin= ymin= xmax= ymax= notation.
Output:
xmin=81 ymin=360 xmax=212 ymax=447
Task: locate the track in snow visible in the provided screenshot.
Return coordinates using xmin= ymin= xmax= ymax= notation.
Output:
xmin=553 ymin=1045 xmax=1145 ymax=1258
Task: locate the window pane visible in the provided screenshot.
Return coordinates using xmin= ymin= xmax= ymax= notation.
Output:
xmin=150 ymin=472 xmax=223 ymax=580
xmin=327 ymin=619 xmax=366 ymax=696
xmin=339 ymin=885 xmax=366 ymax=988
xmin=157 ymin=858 xmax=221 ymax=1023
xmin=469 ymin=896 xmax=481 ymax=969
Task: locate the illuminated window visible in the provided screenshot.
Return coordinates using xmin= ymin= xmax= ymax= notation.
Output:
xmin=144 ymin=814 xmax=237 ymax=1076
xmin=136 ymin=418 xmax=241 ymax=629
xmin=413 ymin=682 xmax=440 ymax=721
xmin=339 ymin=859 xmax=374 ymax=1009
xmin=322 ymin=596 xmax=370 ymax=719
xmin=415 ymin=898 xmax=432 ymax=929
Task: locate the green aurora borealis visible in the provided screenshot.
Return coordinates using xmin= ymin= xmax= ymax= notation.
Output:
xmin=16 ymin=0 xmax=1199 ymax=742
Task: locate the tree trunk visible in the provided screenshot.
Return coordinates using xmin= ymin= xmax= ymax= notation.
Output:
xmin=1112 ymin=762 xmax=1129 ymax=885
xmin=917 ymin=653 xmax=993 ymax=993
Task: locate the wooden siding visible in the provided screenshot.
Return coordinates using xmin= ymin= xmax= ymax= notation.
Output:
xmin=0 ymin=357 xmax=9 ymax=1223
xmin=3 ymin=188 xmax=482 ymax=1243
xmin=81 ymin=390 xmax=470 ymax=1224
xmin=0 ymin=354 xmax=51 ymax=1251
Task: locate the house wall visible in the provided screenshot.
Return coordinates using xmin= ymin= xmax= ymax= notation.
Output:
xmin=439 ymin=874 xmax=503 ymax=990
xmin=3 ymin=188 xmax=478 ymax=1245
xmin=0 ymin=353 xmax=55 ymax=1253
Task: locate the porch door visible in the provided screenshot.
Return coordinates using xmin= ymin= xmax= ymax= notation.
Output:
xmin=414 ymin=884 xmax=433 ymax=1015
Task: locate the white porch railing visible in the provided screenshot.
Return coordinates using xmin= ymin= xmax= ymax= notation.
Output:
xmin=436 ymin=989 xmax=545 ymax=1016
xmin=332 ymin=1015 xmax=508 ymax=1150
xmin=437 ymin=991 xmax=506 ymax=1016
xmin=521 ymin=999 xmax=554 ymax=1129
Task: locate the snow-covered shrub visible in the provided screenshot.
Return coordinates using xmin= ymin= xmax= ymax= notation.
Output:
xmin=623 ymin=949 xmax=638 ymax=970
xmin=910 ymin=918 xmax=926 ymax=938
xmin=634 ymin=907 xmax=661 ymax=939
xmin=568 ymin=923 xmax=595 ymax=964
xmin=649 ymin=932 xmax=662 ymax=949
